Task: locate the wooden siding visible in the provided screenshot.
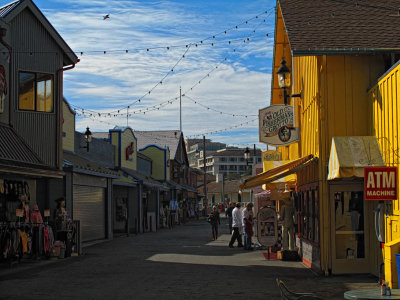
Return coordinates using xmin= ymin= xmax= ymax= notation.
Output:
xmin=369 ymin=62 xmax=400 ymax=240
xmin=120 ymin=129 xmax=137 ymax=170
xmin=140 ymin=146 xmax=165 ymax=181
xmin=10 ymin=8 xmax=64 ymax=167
xmin=62 ymin=101 xmax=75 ymax=152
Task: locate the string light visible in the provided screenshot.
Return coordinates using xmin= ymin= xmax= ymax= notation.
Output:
xmin=71 ymin=13 xmax=274 ymax=119
xmin=186 ymin=118 xmax=258 ymax=138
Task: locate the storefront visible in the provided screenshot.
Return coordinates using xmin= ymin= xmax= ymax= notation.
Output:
xmin=326 ymin=136 xmax=385 ymax=274
xmin=112 ymin=173 xmax=138 ymax=235
xmin=63 ymin=152 xmax=118 ymax=243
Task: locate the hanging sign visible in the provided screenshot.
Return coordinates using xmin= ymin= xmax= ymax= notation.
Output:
xmin=257 ymin=207 xmax=278 ymax=247
xmin=126 ymin=142 xmax=134 ymax=161
xmin=16 ymin=209 xmax=24 ymax=218
xmin=364 ymin=166 xmax=398 ymax=200
xmin=259 ymin=105 xmax=299 ymax=146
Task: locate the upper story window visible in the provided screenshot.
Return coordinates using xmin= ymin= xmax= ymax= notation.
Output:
xmin=19 ymin=72 xmax=54 ymax=112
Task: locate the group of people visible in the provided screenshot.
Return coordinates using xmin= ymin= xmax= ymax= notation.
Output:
xmin=208 ymin=201 xmax=254 ymax=250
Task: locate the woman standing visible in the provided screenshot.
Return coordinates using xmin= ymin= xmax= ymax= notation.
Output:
xmin=208 ymin=205 xmax=220 ymax=240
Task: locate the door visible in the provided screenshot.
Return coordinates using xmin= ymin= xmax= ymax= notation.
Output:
xmin=330 ymin=183 xmax=370 ymax=273
xmin=73 ymin=185 xmax=106 ymax=242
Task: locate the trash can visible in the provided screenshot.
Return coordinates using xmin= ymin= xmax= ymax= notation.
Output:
xmin=395 ymin=253 xmax=400 ymax=288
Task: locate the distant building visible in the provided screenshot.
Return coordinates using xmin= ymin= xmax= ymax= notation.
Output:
xmin=185 ymin=138 xmax=226 ymax=168
xmin=196 ymin=148 xmax=262 ymax=178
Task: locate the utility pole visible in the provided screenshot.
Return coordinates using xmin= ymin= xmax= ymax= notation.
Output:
xmin=180 ymin=87 xmax=182 ymax=132
xmin=203 ymin=135 xmax=207 ymax=214
xmin=127 ymin=107 xmax=129 ymax=127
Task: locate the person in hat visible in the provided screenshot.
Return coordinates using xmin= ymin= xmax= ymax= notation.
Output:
xmin=228 ymin=202 xmax=243 ymax=248
xmin=208 ymin=205 xmax=220 ymax=240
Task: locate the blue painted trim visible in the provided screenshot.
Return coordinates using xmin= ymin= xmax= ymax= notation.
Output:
xmin=139 ymin=144 xmax=165 ymax=151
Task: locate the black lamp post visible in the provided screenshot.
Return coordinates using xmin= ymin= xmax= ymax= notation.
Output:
xmin=81 ymin=127 xmax=92 ymax=152
xmin=277 ymin=60 xmax=301 ymax=105
xmin=244 ymin=147 xmax=250 ymax=167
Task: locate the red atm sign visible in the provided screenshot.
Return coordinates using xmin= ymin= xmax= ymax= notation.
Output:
xmin=364 ymin=167 xmax=398 ymax=201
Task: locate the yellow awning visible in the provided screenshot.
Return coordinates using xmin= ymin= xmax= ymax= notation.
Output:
xmin=327 ymin=136 xmax=385 ymax=180
xmin=239 ymin=154 xmax=316 ymax=190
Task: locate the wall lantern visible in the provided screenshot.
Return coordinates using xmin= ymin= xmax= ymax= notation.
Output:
xmin=81 ymin=127 xmax=92 ymax=152
xmin=244 ymin=147 xmax=250 ymax=166
xmin=276 ymin=60 xmax=301 ymax=105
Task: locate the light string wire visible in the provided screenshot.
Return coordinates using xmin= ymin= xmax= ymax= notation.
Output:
xmin=184 ymin=95 xmax=257 ymax=117
xmin=186 ymin=118 xmax=258 ymax=138
xmin=72 ymin=18 xmax=274 ymax=118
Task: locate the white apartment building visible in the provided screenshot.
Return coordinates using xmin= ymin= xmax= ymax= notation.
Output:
xmin=197 ymin=148 xmax=262 ymax=177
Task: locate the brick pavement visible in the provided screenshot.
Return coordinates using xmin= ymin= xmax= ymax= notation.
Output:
xmin=0 ymin=217 xmax=378 ymax=299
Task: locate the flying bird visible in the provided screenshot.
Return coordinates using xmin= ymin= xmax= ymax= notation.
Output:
xmin=103 ymin=14 xmax=110 ymax=20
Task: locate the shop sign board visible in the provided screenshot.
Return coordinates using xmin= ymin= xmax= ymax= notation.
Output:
xmin=262 ymin=150 xmax=282 ymax=162
xmin=364 ymin=166 xmax=398 ymax=200
xmin=126 ymin=142 xmax=134 ymax=161
xmin=257 ymin=207 xmax=277 ymax=247
xmin=259 ymin=105 xmax=299 ymax=146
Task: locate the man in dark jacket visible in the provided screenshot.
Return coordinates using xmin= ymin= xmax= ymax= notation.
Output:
xmin=225 ymin=202 xmax=234 ymax=234
xmin=209 ymin=205 xmax=221 ymax=240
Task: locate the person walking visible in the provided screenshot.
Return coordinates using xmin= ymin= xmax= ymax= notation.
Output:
xmin=228 ymin=202 xmax=243 ymax=248
xmin=225 ymin=202 xmax=234 ymax=234
xmin=208 ymin=205 xmax=220 ymax=240
xmin=242 ymin=203 xmax=254 ymax=250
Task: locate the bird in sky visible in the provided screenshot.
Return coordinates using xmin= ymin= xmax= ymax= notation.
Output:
xmin=103 ymin=14 xmax=110 ymax=20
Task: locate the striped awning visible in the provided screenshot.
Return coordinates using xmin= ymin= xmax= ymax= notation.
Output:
xmin=327 ymin=136 xmax=385 ymax=180
xmin=239 ymin=154 xmax=317 ymax=190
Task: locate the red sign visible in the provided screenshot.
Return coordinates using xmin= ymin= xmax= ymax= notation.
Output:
xmin=364 ymin=167 xmax=398 ymax=200
xmin=126 ymin=142 xmax=134 ymax=161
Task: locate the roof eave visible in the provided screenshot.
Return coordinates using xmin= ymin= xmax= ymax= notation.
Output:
xmin=292 ymin=48 xmax=400 ymax=56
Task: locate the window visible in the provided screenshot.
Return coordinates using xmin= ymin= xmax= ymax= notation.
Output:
xmin=299 ymin=187 xmax=319 ymax=244
xmin=19 ymin=72 xmax=53 ymax=112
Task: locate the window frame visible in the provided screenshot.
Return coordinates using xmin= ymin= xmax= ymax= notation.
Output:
xmin=18 ymin=70 xmax=54 ymax=113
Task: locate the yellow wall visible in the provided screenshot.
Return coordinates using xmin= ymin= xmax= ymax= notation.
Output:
xmin=62 ymin=101 xmax=75 ymax=152
xmin=120 ymin=129 xmax=137 ymax=170
xmin=140 ymin=146 xmax=166 ymax=180
xmin=369 ymin=62 xmax=400 ymax=287
xmin=273 ymin=2 xmax=386 ymax=275
xmin=110 ymin=129 xmax=137 ymax=170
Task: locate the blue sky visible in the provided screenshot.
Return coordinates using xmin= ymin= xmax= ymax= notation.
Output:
xmin=10 ymin=0 xmax=277 ymax=149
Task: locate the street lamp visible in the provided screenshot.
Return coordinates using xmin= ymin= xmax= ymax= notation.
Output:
xmin=277 ymin=60 xmax=301 ymax=105
xmin=244 ymin=147 xmax=250 ymax=166
xmin=80 ymin=127 xmax=92 ymax=152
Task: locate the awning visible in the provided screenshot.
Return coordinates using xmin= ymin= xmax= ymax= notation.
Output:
xmin=327 ymin=136 xmax=385 ymax=180
xmin=239 ymin=154 xmax=317 ymax=190
xmin=113 ymin=171 xmax=138 ymax=187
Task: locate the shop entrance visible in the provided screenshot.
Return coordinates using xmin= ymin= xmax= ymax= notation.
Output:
xmin=330 ymin=183 xmax=370 ymax=273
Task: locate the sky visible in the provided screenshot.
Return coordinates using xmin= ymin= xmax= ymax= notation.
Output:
xmin=11 ymin=0 xmax=277 ymax=149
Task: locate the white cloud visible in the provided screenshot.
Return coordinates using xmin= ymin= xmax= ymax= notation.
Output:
xmin=42 ymin=0 xmax=275 ymax=148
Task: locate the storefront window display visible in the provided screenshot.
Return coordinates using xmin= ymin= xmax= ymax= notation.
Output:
xmin=334 ymin=191 xmax=364 ymax=259
xmin=298 ymin=187 xmax=319 ymax=244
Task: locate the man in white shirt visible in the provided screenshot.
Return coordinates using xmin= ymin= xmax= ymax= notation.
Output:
xmin=228 ymin=202 xmax=243 ymax=248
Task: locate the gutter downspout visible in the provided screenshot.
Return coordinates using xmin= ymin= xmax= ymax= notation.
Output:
xmin=56 ymin=61 xmax=79 ymax=169
xmin=0 ymin=28 xmax=12 ymax=127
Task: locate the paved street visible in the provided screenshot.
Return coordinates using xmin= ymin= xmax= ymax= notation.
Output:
xmin=0 ymin=218 xmax=377 ymax=300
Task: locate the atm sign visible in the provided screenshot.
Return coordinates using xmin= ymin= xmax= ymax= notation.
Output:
xmin=364 ymin=167 xmax=398 ymax=201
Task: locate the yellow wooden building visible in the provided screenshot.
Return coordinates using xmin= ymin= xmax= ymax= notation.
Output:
xmin=369 ymin=60 xmax=400 ymax=287
xmin=244 ymin=0 xmax=400 ymax=278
